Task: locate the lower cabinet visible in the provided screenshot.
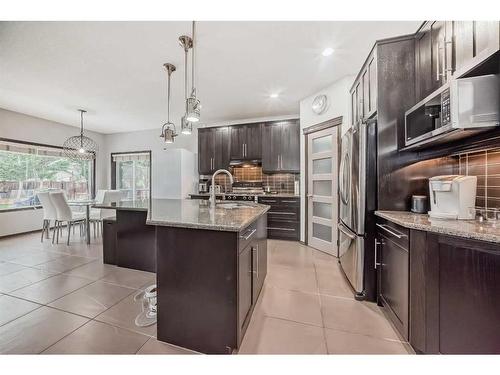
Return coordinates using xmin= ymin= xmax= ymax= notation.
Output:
xmin=237 ymin=214 xmax=268 ymax=344
xmin=238 ymin=244 xmax=253 ymax=332
xmin=410 ymin=232 xmax=500 ymax=354
xmin=376 ymin=220 xmax=409 ymax=340
xmin=379 ymin=216 xmax=500 ymax=354
xmin=257 ymin=196 xmax=300 ymax=241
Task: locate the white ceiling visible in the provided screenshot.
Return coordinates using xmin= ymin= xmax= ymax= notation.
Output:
xmin=0 ymin=21 xmax=421 ymax=134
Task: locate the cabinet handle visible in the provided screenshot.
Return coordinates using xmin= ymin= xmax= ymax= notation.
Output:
xmin=277 ymin=154 xmax=280 ymax=168
xmin=240 ymin=228 xmax=256 ymax=240
xmin=253 ymin=244 xmax=259 ymax=280
xmin=281 ymin=200 xmax=298 ymax=203
xmin=260 ymin=199 xmax=277 ymax=203
xmin=267 ymin=227 xmax=295 ymax=231
xmin=436 ymin=39 xmax=445 ymax=81
xmin=444 ymin=38 xmax=453 ymax=73
xmin=376 ymin=223 xmax=407 ymax=239
xmin=374 ymin=238 xmax=382 ymax=269
xmin=268 ymin=211 xmax=294 ymax=215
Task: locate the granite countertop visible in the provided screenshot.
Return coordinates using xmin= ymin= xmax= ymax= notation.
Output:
xmin=95 ymin=199 xmax=270 ymax=232
xmin=375 ymin=210 xmax=500 ymax=243
xmin=188 ymin=193 xmax=300 ymax=198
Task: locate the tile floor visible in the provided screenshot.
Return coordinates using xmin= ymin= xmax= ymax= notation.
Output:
xmin=0 ymin=230 xmax=412 ymax=354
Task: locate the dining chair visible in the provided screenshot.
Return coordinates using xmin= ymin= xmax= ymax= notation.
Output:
xmin=90 ymin=190 xmax=123 ymax=237
xmin=49 ymin=191 xmax=86 ymax=245
xmin=36 ymin=191 xmax=58 ymax=242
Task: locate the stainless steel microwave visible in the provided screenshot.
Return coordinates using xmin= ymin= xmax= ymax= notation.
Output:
xmin=405 ymin=74 xmax=500 ymax=148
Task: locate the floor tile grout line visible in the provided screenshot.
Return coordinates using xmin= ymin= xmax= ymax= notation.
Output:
xmin=39 ymin=317 xmax=93 ymax=354
xmin=312 ymin=257 xmax=330 ymax=353
xmin=0 ymin=304 xmax=44 ymax=329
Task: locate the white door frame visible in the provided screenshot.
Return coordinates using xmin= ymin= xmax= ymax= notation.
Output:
xmin=306 ymin=126 xmax=339 ymax=255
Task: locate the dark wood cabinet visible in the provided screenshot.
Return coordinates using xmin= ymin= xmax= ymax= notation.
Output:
xmin=229 ymin=123 xmax=262 ymax=160
xmin=262 ymin=120 xmax=300 ymax=173
xmin=377 ymin=216 xmax=500 ymax=354
xmin=376 ymin=220 xmax=409 ymax=340
xmin=156 ymin=214 xmax=268 ymax=354
xmin=350 ymin=49 xmax=377 ymax=124
xmin=453 ymin=21 xmax=499 ymax=77
xmin=257 ymin=196 xmax=300 ymax=240
xmin=198 ymin=126 xmax=230 ymax=174
xmin=414 ymin=21 xmax=499 ymax=103
xmin=238 ymin=244 xmax=253 ymax=331
xmin=411 ymin=232 xmax=500 ymax=354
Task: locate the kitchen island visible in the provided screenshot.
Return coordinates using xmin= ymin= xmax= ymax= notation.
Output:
xmin=97 ymin=199 xmax=269 ymax=354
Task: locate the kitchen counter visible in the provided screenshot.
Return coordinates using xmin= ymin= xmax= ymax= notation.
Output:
xmin=375 ymin=210 xmax=500 ymax=243
xmin=188 ymin=193 xmax=300 ymax=198
xmin=96 ymin=198 xmax=270 ymax=232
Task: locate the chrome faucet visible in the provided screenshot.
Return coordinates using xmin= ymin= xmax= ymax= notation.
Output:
xmin=210 ymin=169 xmax=234 ymax=207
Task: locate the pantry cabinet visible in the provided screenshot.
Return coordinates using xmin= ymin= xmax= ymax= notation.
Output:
xmin=350 ymin=49 xmax=377 ymax=125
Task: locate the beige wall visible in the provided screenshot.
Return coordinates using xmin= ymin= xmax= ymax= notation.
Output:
xmin=0 ymin=108 xmax=106 ymax=236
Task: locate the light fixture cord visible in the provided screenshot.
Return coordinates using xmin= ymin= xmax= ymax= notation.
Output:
xmin=184 ymin=41 xmax=188 ymax=106
xmin=80 ymin=110 xmax=84 ymax=148
xmin=167 ymin=68 xmax=171 ymax=123
xmin=191 ymin=20 xmax=196 ymax=96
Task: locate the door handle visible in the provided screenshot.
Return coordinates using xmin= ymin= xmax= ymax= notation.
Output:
xmin=374 ymin=238 xmax=382 ymax=269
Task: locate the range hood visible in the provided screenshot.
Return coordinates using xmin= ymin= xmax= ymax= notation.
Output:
xmin=229 ymin=159 xmax=262 ymax=167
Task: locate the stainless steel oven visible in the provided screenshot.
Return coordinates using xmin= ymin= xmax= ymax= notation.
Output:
xmin=405 ymin=74 xmax=499 ymax=148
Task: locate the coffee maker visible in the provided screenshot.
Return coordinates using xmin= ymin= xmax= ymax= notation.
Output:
xmin=428 ymin=175 xmax=477 ymax=219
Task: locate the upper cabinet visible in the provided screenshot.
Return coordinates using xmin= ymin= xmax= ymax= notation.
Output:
xmin=415 ymin=21 xmax=500 ymax=103
xmin=229 ymin=123 xmax=262 ymax=160
xmin=262 ymin=120 xmax=300 ymax=173
xmin=198 ymin=127 xmax=230 ymax=174
xmin=350 ymin=48 xmax=377 ymax=125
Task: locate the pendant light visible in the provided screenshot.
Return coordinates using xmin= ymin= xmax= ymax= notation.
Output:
xmin=160 ymin=63 xmax=177 ymax=144
xmin=178 ymin=34 xmax=193 ymax=135
xmin=63 ymin=109 xmax=98 ymax=160
xmin=185 ymin=21 xmax=200 ymax=123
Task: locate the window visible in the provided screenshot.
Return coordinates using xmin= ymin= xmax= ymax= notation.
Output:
xmin=112 ymin=152 xmax=151 ymax=200
xmin=0 ymin=139 xmax=94 ymax=211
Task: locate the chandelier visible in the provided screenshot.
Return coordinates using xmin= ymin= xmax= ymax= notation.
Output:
xmin=63 ymin=109 xmax=98 ymax=161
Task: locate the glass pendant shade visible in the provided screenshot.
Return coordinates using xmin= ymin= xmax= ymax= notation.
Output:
xmin=63 ymin=110 xmax=98 ymax=161
xmin=181 ymin=116 xmax=192 ymax=134
xmin=186 ymin=95 xmax=200 ymax=122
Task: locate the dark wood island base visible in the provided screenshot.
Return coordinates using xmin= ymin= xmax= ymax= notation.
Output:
xmin=156 ymin=214 xmax=267 ymax=354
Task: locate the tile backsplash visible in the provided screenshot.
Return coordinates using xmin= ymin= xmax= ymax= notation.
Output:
xmin=458 ymin=148 xmax=500 ymax=209
xmin=210 ymin=166 xmax=298 ymax=194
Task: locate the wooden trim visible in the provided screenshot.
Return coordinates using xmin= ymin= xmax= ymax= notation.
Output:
xmin=302 ymin=116 xmax=343 ymax=135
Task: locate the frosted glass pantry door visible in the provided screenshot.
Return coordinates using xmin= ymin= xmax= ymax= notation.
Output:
xmin=307 ymin=127 xmax=339 ymax=255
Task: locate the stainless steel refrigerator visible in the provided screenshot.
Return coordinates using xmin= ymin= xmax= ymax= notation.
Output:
xmin=338 ymin=118 xmax=377 ymax=301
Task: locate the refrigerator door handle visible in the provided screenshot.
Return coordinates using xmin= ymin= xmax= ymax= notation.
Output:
xmin=338 ymin=223 xmax=356 ymax=240
xmin=339 ymin=152 xmax=350 ymax=204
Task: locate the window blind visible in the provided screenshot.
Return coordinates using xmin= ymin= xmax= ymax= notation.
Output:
xmin=112 ymin=152 xmax=150 ymax=162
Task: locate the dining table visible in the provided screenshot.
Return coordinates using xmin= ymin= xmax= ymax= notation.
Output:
xmin=67 ymin=199 xmax=96 ymax=245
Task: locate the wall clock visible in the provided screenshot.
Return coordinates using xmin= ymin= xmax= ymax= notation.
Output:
xmin=311 ymin=94 xmax=328 ymax=115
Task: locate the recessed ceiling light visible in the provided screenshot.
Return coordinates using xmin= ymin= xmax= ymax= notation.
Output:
xmin=322 ymin=47 xmax=334 ymax=57
xmin=270 ymin=93 xmax=279 ymax=98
